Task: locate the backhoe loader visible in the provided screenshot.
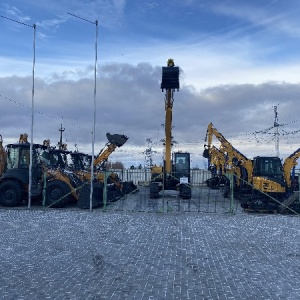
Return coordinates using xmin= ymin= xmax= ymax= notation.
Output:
xmin=41 ymin=138 xmax=103 ymax=208
xmin=149 ymin=59 xmax=191 ymax=199
xmin=0 ymin=134 xmax=102 ymax=208
xmin=68 ymin=133 xmax=137 ymax=206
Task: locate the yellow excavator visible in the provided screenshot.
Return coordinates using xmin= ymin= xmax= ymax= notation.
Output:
xmin=203 ymin=123 xmax=292 ymax=210
xmin=149 ymin=59 xmax=191 ymax=199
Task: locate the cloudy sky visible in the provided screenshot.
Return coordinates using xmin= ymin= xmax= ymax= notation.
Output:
xmin=1 ymin=0 xmax=300 ymax=168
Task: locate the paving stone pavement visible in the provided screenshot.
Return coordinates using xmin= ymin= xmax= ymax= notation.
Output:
xmin=0 ymin=207 xmax=299 ymax=299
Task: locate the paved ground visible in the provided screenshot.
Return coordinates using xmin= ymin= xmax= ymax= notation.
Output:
xmin=0 ymin=199 xmax=299 ymax=300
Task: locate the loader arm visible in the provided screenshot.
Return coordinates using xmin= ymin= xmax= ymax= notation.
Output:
xmin=94 ymin=133 xmax=128 ymax=168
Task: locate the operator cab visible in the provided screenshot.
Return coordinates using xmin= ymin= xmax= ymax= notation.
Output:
xmin=6 ymin=143 xmax=48 ymax=171
xmin=253 ymin=156 xmax=285 ymax=185
xmin=173 ymin=152 xmax=190 ymax=183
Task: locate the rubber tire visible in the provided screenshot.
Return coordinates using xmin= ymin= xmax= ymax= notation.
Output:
xmin=46 ymin=180 xmax=70 ymax=208
xmin=0 ymin=180 xmax=23 ymax=207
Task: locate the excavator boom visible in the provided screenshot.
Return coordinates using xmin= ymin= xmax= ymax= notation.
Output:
xmin=161 ymin=59 xmax=179 ymax=174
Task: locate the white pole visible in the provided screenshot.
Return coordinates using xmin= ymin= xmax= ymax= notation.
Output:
xmin=68 ymin=13 xmax=98 ymax=211
xmin=89 ymin=20 xmax=98 ymax=211
xmin=28 ymin=23 xmax=36 ymax=208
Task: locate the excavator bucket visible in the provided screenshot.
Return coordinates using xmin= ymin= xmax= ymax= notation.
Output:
xmin=203 ymin=148 xmax=210 ymax=159
xmin=106 ymin=133 xmax=128 ymax=147
xmin=161 ymin=66 xmax=180 ymax=91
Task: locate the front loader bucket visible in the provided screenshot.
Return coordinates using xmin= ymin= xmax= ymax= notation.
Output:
xmin=106 ymin=133 xmax=128 ymax=147
xmin=77 ymin=183 xmax=103 ymax=209
xmin=122 ymin=181 xmax=138 ymax=194
xmin=106 ymin=184 xmax=124 ymax=202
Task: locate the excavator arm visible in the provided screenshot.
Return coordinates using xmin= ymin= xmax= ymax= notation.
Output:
xmin=283 ymin=148 xmax=300 ymax=188
xmin=208 ymin=145 xmax=226 ymax=174
xmin=204 ymin=122 xmax=253 ymax=183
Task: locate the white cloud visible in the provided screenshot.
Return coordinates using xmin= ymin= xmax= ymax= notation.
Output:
xmin=1 ymin=62 xmax=300 ymax=168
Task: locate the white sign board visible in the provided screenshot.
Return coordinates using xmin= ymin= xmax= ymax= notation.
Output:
xmin=180 ymin=177 xmax=189 ymax=184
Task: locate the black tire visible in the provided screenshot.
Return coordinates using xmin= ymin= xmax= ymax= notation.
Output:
xmin=46 ymin=180 xmax=70 ymax=208
xmin=207 ymin=177 xmax=220 ymax=189
xmin=0 ymin=180 xmax=23 ymax=207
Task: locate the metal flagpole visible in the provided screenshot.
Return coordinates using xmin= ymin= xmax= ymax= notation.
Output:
xmin=68 ymin=13 xmax=98 ymax=211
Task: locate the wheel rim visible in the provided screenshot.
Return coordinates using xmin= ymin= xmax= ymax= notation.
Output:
xmin=49 ymin=187 xmax=63 ymax=201
xmin=4 ymin=188 xmax=16 ymax=201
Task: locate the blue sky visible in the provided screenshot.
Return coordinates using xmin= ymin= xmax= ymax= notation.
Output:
xmin=1 ymin=0 xmax=300 ymax=167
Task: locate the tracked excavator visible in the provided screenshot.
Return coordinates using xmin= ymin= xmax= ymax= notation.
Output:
xmin=203 ymin=123 xmax=297 ymax=211
xmin=149 ymin=59 xmax=191 ymax=199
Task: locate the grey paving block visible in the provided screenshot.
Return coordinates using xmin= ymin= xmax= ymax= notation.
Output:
xmin=0 ymin=199 xmax=299 ymax=299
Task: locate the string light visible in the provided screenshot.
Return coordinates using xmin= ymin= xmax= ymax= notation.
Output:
xmin=0 ymin=93 xmax=90 ymax=131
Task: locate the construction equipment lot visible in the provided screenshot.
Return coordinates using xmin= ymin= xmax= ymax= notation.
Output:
xmin=1 ymin=186 xmax=300 ymax=299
